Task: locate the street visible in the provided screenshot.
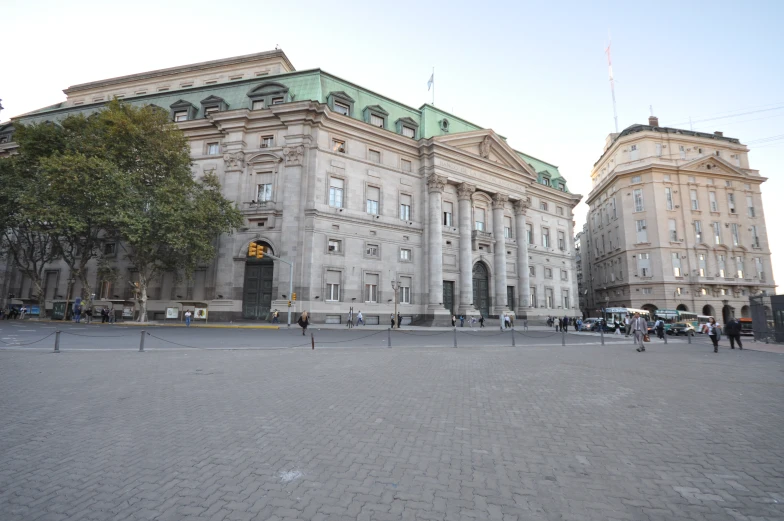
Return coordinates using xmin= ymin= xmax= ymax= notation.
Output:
xmin=0 ymin=322 xmax=782 ymax=520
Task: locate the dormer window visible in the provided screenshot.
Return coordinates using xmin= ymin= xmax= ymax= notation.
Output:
xmin=252 ymin=100 xmax=265 ymax=110
xmin=247 ymin=81 xmax=290 ymax=110
xmin=371 ymin=114 xmax=384 ymax=127
xmin=362 ymin=105 xmax=389 ymax=130
xmin=402 ymin=127 xmax=415 ymax=138
xmin=173 ymin=111 xmax=188 ymax=122
xmin=169 ymin=99 xmax=197 ymax=122
xmin=201 ymin=95 xmax=228 ymax=117
xmin=327 ymin=91 xmax=355 ymax=117
xmin=334 ymin=102 xmax=350 ymax=115
xmin=271 ymin=97 xmax=284 ymax=105
xmin=395 ymin=117 xmax=420 ymax=139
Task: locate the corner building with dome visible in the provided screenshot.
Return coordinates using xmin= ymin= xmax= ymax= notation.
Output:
xmin=0 ymin=50 xmax=581 ymax=324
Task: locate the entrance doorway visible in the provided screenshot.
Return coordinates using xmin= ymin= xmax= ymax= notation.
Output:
xmin=243 ymin=241 xmax=274 ymax=320
xmin=472 ymin=262 xmax=490 ymax=317
xmin=722 ymin=305 xmax=733 ymax=324
xmin=442 ymin=281 xmax=454 ymax=315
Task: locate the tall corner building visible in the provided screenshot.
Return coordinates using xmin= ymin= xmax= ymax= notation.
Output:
xmin=583 ymin=116 xmax=775 ymax=322
xmin=0 ymin=49 xmax=582 ymax=324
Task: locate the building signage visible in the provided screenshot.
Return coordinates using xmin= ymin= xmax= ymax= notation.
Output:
xmin=165 ymin=307 xmax=179 ymax=319
xmin=194 ymin=308 xmax=208 ymax=320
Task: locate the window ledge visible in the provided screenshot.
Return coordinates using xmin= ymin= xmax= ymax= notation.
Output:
xmin=710 ymin=211 xmax=721 ymax=215
xmin=634 ymin=242 xmax=651 ymax=246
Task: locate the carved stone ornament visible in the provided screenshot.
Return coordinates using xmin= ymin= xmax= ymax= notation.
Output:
xmin=479 ymin=135 xmax=492 ymax=159
xmin=222 ymin=151 xmax=245 ymax=171
xmin=427 ymin=173 xmax=447 ymax=193
xmin=492 ymin=193 xmax=509 ymax=209
xmin=282 ymin=145 xmax=305 ymax=166
xmin=457 ymin=182 xmax=476 ymax=200
xmin=513 ymin=198 xmax=530 ymax=215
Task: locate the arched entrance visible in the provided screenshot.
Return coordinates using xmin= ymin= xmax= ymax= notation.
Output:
xmin=472 ymin=262 xmax=490 ymax=318
xmin=243 ymin=241 xmax=274 ymax=320
xmin=676 ymin=304 xmax=688 ymax=312
xmin=702 ymin=304 xmax=715 ymax=317
xmin=642 ymin=303 xmax=658 ymax=315
xmin=740 ymin=305 xmax=750 ymax=318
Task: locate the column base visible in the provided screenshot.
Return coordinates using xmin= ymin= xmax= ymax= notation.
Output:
xmin=457 ymin=306 xmax=480 ymax=318
xmin=423 ymin=306 xmax=452 ymax=327
xmin=493 ymin=306 xmax=513 ymax=318
xmin=515 ymin=307 xmax=529 ymax=320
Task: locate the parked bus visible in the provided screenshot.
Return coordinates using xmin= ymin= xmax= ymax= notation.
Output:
xmin=604 ymin=307 xmax=651 ymax=328
xmin=695 ymin=315 xmax=713 ymax=333
xmin=678 ymin=311 xmax=697 ymax=323
xmin=739 ymin=317 xmax=754 ymax=336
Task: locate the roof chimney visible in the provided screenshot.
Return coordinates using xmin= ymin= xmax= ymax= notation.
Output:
xmin=714 ymin=131 xmax=723 ymax=137
xmin=648 ymin=116 xmax=659 ymax=127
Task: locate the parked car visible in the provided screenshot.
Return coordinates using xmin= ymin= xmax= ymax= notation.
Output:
xmin=580 ymin=318 xmax=599 ymax=331
xmin=667 ymin=322 xmax=695 ymax=336
xmin=647 ymin=321 xmax=656 ymax=334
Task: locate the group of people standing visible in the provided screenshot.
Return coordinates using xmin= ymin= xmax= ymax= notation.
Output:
xmin=628 ymin=312 xmax=744 ymax=354
xmin=1 ymin=306 xmax=26 ymax=320
xmin=548 ymin=315 xmax=580 ymax=332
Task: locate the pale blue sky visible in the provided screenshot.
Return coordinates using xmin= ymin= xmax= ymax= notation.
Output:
xmin=3 ymin=0 xmax=783 ymax=284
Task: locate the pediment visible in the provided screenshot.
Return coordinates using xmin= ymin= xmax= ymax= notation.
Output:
xmin=247 ymin=152 xmax=282 ymax=165
xmin=170 ymin=99 xmax=195 ymax=109
xmin=434 ymin=130 xmax=538 ymax=178
xmin=681 ymin=156 xmax=746 ymax=177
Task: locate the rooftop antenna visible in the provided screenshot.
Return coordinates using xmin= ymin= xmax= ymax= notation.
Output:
xmin=605 ymin=35 xmax=619 ymax=133
xmin=650 ymin=105 xmax=654 ymax=117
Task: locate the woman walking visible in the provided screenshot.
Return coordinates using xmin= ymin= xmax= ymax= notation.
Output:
xmin=706 ymin=317 xmax=720 ymax=353
xmin=298 ymin=310 xmax=309 ymax=336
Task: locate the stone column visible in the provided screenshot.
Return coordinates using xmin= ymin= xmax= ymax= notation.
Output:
xmin=514 ymin=199 xmax=531 ymax=318
xmin=457 ymin=183 xmax=476 ymax=316
xmin=427 ymin=174 xmax=447 ymax=314
xmin=492 ymin=194 xmax=509 ymax=316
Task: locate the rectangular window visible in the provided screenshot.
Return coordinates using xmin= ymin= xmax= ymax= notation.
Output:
xmin=540 ymin=202 xmax=548 ymax=211
xmin=562 ymin=290 xmax=570 ymax=309
xmin=400 ymin=277 xmax=412 ymax=304
xmin=328 ymin=239 xmax=342 ymax=253
xmin=443 ymin=201 xmax=453 ymax=226
xmin=664 ymin=174 xmax=671 ymax=181
xmin=370 ymin=114 xmax=385 ymax=128
xmin=530 ymin=286 xmax=537 ymax=307
xmin=103 ymin=242 xmax=117 ymax=256
xmin=556 ymin=206 xmax=564 ymax=216
xmin=718 ymin=255 xmax=726 ymax=278
xmin=669 ymin=219 xmax=677 ymax=242
xmin=365 ymin=244 xmax=379 ymax=257
xmin=642 ymin=288 xmax=652 ymax=295
xmin=205 ymin=106 xmax=220 ymax=116
xmin=207 ymin=142 xmax=220 ymax=155
xmin=204 ymin=80 xmax=217 ymax=85
xmin=699 ymin=254 xmax=706 ymax=276
xmin=611 ymin=197 xmax=617 ymax=219
xmin=638 ymin=253 xmax=651 ymax=277
xmin=402 ymin=126 xmax=415 ymax=138
xmin=688 ymin=175 xmax=695 ymax=183
xmin=329 ymin=177 xmax=344 ymax=208
xmin=665 ymin=187 xmax=673 ymax=210
xmin=271 ymin=97 xmax=284 ymax=105
xmin=364 ymin=274 xmax=379 ymax=303
xmin=725 ymin=179 xmax=731 ymax=186
xmin=257 ymin=183 xmax=272 ymax=202
xmin=655 ymin=143 xmax=662 ymax=157
xmin=399 ymin=194 xmax=412 ymax=221
xmin=400 ymin=248 xmax=411 ymax=261
xmin=736 ymin=256 xmax=744 ymax=278
xmin=261 ymin=136 xmax=274 ymax=148
xmin=546 ymin=288 xmax=554 ymax=308
xmin=369 ymin=149 xmax=381 ymax=163
xmin=694 ymin=220 xmax=703 ymax=243
xmin=633 ymin=189 xmax=644 ymax=212
xmin=529 ymin=265 xmax=535 ymax=277
xmin=333 ymin=101 xmax=350 ymax=115
xmin=401 ymin=159 xmax=412 ymax=172
xmin=709 ymin=191 xmax=718 ymax=212
xmin=174 ymin=111 xmax=188 ymax=122
xmin=504 ymin=216 xmax=512 ymax=238
xmin=755 ymin=257 xmax=764 ymax=280
xmin=332 ymin=139 xmax=346 ymax=153
xmin=727 ymin=193 xmax=736 ymax=214
xmin=731 ymin=223 xmax=740 ymax=246
xmin=680 ymin=145 xmax=686 ymax=159
xmin=326 ymin=271 xmax=341 ymax=301
xmin=746 ymin=195 xmax=755 ymax=217
xmin=526 ymin=223 xmax=533 ymax=244
xmin=636 ymin=219 xmax=647 ymax=243
xmin=558 ymin=230 xmax=566 ymax=251
xmin=366 ymin=186 xmax=380 ymax=215
xmin=542 ymin=227 xmax=550 ymax=248
xmin=561 ymin=269 xmax=568 ymax=281
xmin=690 ymin=189 xmax=699 ymax=210
xmin=713 ymin=222 xmax=721 ymax=245
xmin=545 ymin=268 xmax=552 ymax=279
xmin=751 ymin=225 xmax=760 ymax=247
xmin=672 ymin=252 xmax=681 ymax=277
xmin=632 ymin=175 xmax=641 ymax=183
xmin=252 ymin=100 xmax=265 ymax=110
xmin=475 ymin=208 xmax=485 ymax=231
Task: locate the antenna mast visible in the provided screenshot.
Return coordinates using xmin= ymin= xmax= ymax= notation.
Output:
xmin=605 ymin=39 xmax=619 ymax=133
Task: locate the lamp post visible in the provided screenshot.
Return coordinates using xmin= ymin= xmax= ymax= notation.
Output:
xmin=390 ymin=279 xmax=400 ymax=328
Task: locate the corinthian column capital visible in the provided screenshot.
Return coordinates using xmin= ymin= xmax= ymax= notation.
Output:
xmin=427 ymin=173 xmax=447 ymax=193
xmin=513 ymin=198 xmax=530 ymax=216
xmin=492 ymin=193 xmax=509 ymax=209
xmin=457 ymin=182 xmax=476 ymax=201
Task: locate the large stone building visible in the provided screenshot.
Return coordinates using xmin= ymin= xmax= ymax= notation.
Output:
xmin=583 ymin=116 xmax=775 ymax=321
xmin=0 ymin=50 xmax=581 ymax=323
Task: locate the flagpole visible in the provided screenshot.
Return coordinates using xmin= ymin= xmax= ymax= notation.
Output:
xmin=432 ymin=67 xmax=435 ymax=106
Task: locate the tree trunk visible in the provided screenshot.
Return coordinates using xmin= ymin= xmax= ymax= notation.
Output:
xmin=33 ymin=278 xmax=47 ymax=319
xmin=137 ymin=275 xmax=148 ymax=323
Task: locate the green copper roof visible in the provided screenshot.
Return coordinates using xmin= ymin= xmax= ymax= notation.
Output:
xmin=13 ymin=68 xmax=569 ymax=190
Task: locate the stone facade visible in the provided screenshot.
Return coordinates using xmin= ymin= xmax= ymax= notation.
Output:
xmin=1 ymin=50 xmax=581 ymax=323
xmin=583 ymin=116 xmax=775 ymax=321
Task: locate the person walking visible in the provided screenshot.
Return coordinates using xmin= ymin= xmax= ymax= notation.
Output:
xmin=655 ymin=318 xmax=665 ymax=340
xmin=184 ymin=309 xmax=192 ymax=327
xmin=85 ymin=305 xmax=92 ymax=324
xmin=298 ymin=310 xmax=309 ymax=335
xmin=705 ymin=317 xmax=721 ymax=353
xmin=356 ymin=310 xmax=364 ymax=326
xmin=101 ymin=308 xmax=108 ymax=323
xmin=20 ymin=306 xmax=27 ymax=320
xmin=632 ymin=312 xmax=647 ymax=352
xmin=724 ymin=317 xmax=743 ymax=350
xmin=459 ymin=315 xmax=464 ymax=327
xmin=346 ymin=309 xmax=353 ymax=328
xmin=623 ymin=315 xmax=631 ymax=336
xmin=576 ymin=318 xmax=582 ymax=332
xmin=271 ymin=309 xmax=280 ymax=324
xmin=479 ymin=314 xmax=485 ymax=328
xmin=390 ymin=313 xmax=396 ymax=328
xmin=451 ymin=314 xmax=456 ymax=327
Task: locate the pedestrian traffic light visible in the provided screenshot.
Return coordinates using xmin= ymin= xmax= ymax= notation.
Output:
xmin=292 ymin=292 xmax=296 ymax=301
xmin=256 ymin=245 xmax=265 ymax=259
xmin=248 ymin=242 xmax=257 ymax=257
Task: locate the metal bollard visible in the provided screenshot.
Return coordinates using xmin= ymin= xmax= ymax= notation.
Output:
xmin=600 ymin=326 xmax=604 ymax=345
xmin=311 ymin=333 xmax=315 ymax=350
xmin=688 ymin=331 xmax=692 ymax=344
xmin=562 ymin=329 xmax=566 ymax=346
xmin=387 ymin=328 xmax=391 ymax=348
xmin=54 ymin=330 xmax=61 ymax=353
xmin=511 ymin=327 xmax=516 ymax=347
xmin=139 ymin=330 xmax=145 ymax=352
xmin=453 ymin=327 xmax=457 ymax=348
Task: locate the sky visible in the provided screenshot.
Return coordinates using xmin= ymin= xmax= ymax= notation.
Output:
xmin=3 ymin=0 xmax=783 ymax=285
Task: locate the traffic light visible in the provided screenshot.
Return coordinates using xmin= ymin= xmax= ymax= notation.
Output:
xmin=292 ymin=292 xmax=296 ymax=301
xmin=248 ymin=242 xmax=257 ymax=257
xmin=256 ymin=244 xmax=265 ymax=259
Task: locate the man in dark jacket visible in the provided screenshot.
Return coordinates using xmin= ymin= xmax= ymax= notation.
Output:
xmin=724 ymin=318 xmax=743 ymax=350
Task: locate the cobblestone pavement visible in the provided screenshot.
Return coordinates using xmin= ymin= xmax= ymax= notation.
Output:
xmin=1 ymin=342 xmax=782 ymax=521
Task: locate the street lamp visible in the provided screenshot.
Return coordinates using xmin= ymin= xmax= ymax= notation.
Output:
xmin=390 ymin=279 xmax=400 ymax=329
